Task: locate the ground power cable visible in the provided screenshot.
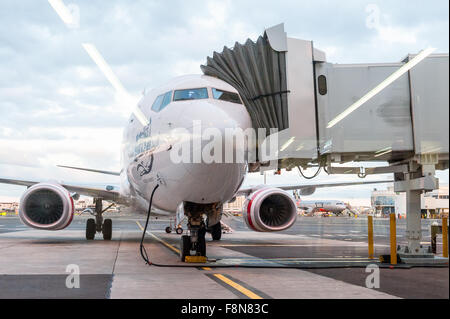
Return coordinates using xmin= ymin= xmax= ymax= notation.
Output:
xmin=139 ymin=184 xmax=446 ymax=269
xmin=298 ymin=165 xmax=322 ymax=179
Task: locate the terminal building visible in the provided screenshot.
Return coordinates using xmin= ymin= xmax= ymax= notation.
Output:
xmin=371 ymin=185 xmax=449 ymax=218
xmin=0 ymin=202 xmax=19 ymax=213
xmin=371 ymin=188 xmax=396 ymax=215
xmin=223 ymin=196 xmax=245 ymax=213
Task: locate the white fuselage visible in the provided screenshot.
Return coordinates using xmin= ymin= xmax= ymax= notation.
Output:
xmin=296 ymin=199 xmax=347 ymax=214
xmin=120 ymin=75 xmax=252 ymax=214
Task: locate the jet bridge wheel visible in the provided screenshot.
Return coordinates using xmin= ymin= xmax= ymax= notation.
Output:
xmin=102 ymin=219 xmax=112 ymax=240
xmin=86 ymin=218 xmax=96 ymax=240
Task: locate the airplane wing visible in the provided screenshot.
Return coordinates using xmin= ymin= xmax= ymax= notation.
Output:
xmin=236 ymin=179 xmax=393 ymax=197
xmin=0 ymin=177 xmax=122 ymax=202
xmin=57 ymin=165 xmax=121 ymax=176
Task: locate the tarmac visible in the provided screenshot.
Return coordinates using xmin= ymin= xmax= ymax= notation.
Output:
xmin=0 ymin=214 xmax=448 ymax=299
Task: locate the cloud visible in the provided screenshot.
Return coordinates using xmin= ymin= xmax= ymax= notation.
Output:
xmin=375 ymin=25 xmax=418 ymax=44
xmin=0 ymin=0 xmax=448 ymax=202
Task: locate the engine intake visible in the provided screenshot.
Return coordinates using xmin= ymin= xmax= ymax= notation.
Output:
xmin=19 ymin=182 xmax=74 ymax=230
xmin=243 ymin=187 xmax=297 ymax=232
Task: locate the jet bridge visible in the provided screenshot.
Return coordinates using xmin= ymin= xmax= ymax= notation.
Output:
xmin=201 ymin=23 xmax=449 ymax=262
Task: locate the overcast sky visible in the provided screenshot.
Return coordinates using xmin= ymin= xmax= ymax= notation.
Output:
xmin=0 ymin=0 xmax=448 ymax=204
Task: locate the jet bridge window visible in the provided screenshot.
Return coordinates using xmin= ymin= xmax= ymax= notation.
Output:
xmin=317 ymin=75 xmax=327 ymax=95
xmin=151 ymin=91 xmax=172 ymax=112
xmin=212 ymin=88 xmax=242 ymax=104
xmin=173 ymin=88 xmax=208 ymax=101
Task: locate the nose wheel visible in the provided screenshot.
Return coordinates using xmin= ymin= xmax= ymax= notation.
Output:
xmin=180 ymin=216 xmax=206 ymax=262
xmin=210 ymin=222 xmax=222 ymax=241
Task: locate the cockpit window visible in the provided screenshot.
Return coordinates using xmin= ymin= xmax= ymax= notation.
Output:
xmin=173 ymin=88 xmax=208 ymax=101
xmin=212 ymin=88 xmax=242 ymax=104
xmin=151 ymin=94 xmax=164 ymax=112
xmin=160 ymin=91 xmax=172 ymax=111
xmin=151 ymin=91 xmax=172 ymax=112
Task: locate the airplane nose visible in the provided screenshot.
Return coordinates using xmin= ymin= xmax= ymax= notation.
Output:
xmin=179 ymin=100 xmax=253 ymax=164
xmin=194 ymin=100 xmax=252 ymax=132
xmin=170 ymin=100 xmax=252 ymax=203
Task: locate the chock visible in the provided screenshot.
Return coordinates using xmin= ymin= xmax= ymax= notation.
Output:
xmin=185 ymin=256 xmax=208 ymax=263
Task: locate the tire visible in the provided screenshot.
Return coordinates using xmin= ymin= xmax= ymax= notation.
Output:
xmin=205 ymin=218 xmax=211 ymax=233
xmin=176 ymin=227 xmax=183 ymax=235
xmin=165 ymin=226 xmax=172 ymax=233
xmin=180 ymin=235 xmax=191 ymax=262
xmin=86 ymin=218 xmax=96 ymax=240
xmin=198 ymin=227 xmax=207 ymax=256
xmin=102 ymin=219 xmax=112 ymax=240
xmin=211 ymin=222 xmax=222 ymax=241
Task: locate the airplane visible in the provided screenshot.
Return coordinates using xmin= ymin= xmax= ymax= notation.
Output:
xmin=296 ymin=199 xmax=353 ymax=215
xmin=0 ymin=74 xmax=392 ymax=262
xmin=292 ymin=190 xmax=355 ymax=215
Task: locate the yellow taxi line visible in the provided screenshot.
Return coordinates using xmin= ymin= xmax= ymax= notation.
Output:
xmin=135 ymin=222 xmax=264 ymax=298
xmin=213 ymin=274 xmax=263 ymax=299
xmin=136 ymin=221 xmax=180 ymax=254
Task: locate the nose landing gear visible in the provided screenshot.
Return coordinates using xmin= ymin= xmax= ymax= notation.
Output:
xmin=180 ymin=214 xmax=206 ymax=262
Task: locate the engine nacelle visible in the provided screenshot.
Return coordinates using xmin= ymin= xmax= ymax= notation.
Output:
xmin=243 ymin=187 xmax=297 ymax=232
xmin=19 ymin=182 xmax=74 ymax=230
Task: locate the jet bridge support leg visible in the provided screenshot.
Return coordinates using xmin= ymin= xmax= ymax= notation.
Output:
xmin=393 ymin=159 xmax=447 ymax=263
xmin=404 ymin=188 xmax=422 ymax=255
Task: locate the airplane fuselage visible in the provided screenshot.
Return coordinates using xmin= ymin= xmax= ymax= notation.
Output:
xmin=296 ymin=199 xmax=348 ymax=214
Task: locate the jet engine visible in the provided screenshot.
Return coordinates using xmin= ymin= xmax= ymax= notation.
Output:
xmin=19 ymin=182 xmax=75 ymax=230
xmin=243 ymin=187 xmax=297 ymax=232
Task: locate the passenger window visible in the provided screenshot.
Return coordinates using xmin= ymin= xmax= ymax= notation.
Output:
xmin=173 ymin=88 xmax=208 ymax=101
xmin=212 ymin=88 xmax=242 ymax=104
xmin=151 ymin=94 xmax=164 ymax=112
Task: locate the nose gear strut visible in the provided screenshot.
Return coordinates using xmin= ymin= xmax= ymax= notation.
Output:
xmin=180 ymin=214 xmax=207 ymax=262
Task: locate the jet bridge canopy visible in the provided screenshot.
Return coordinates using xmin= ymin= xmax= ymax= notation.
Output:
xmin=201 ymin=28 xmax=289 ymax=131
xmin=201 ymin=23 xmax=449 ymax=170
